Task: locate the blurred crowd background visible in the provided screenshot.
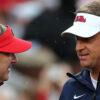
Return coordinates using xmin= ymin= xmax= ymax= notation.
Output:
xmin=0 ymin=0 xmax=97 ymax=100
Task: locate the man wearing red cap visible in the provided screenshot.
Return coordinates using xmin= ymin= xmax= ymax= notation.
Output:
xmin=60 ymin=0 xmax=100 ymax=100
xmin=0 ymin=24 xmax=32 ymax=86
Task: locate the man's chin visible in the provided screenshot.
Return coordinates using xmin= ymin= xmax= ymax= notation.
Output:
xmin=4 ymin=74 xmax=9 ymax=81
xmin=80 ymin=63 xmax=91 ymax=69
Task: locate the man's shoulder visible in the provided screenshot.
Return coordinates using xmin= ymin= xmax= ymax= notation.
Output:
xmin=64 ymin=74 xmax=80 ymax=88
xmin=59 ymin=73 xmax=82 ymax=100
xmin=64 ymin=68 xmax=90 ymax=88
xmin=59 ymin=69 xmax=91 ymax=100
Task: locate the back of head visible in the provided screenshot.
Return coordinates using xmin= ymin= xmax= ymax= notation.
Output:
xmin=76 ymin=0 xmax=100 ymax=16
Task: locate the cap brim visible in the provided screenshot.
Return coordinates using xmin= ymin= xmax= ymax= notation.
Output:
xmin=0 ymin=37 xmax=32 ymax=53
xmin=61 ymin=25 xmax=99 ymax=38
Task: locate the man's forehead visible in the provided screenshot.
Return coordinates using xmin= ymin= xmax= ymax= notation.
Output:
xmin=75 ymin=32 xmax=100 ymax=40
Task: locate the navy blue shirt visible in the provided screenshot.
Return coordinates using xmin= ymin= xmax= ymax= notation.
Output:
xmin=59 ymin=68 xmax=100 ymax=100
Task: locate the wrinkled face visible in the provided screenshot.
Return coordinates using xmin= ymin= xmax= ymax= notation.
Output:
xmin=0 ymin=52 xmax=17 ymax=83
xmin=76 ymin=32 xmax=100 ymax=69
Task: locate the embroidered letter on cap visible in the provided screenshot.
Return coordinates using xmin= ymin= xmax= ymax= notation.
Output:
xmin=75 ymin=16 xmax=86 ymax=22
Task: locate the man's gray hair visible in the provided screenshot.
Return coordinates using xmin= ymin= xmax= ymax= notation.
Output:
xmin=76 ymin=0 xmax=100 ymax=16
xmin=0 ymin=25 xmax=7 ymax=36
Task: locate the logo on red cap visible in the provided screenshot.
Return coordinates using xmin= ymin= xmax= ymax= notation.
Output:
xmin=75 ymin=16 xmax=86 ymax=22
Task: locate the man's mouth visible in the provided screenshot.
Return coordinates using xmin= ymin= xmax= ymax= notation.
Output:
xmin=8 ymin=64 xmax=12 ymax=72
xmin=78 ymin=53 xmax=89 ymax=60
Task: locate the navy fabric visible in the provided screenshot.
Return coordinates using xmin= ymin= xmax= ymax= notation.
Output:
xmin=59 ymin=68 xmax=100 ymax=100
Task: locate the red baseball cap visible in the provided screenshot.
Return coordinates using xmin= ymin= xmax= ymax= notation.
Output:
xmin=0 ymin=25 xmax=32 ymax=53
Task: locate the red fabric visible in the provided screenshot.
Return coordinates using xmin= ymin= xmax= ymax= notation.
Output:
xmin=36 ymin=92 xmax=48 ymax=100
xmin=0 ymin=25 xmax=32 ymax=53
xmin=0 ymin=0 xmax=31 ymax=12
xmin=0 ymin=82 xmax=3 ymax=86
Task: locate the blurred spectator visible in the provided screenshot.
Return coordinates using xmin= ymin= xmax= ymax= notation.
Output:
xmin=0 ymin=11 xmax=7 ymax=24
xmin=0 ymin=0 xmax=31 ymax=12
xmin=35 ymin=63 xmax=73 ymax=100
xmin=24 ymin=0 xmax=77 ymax=63
xmin=18 ymin=84 xmax=36 ymax=100
xmin=9 ymin=1 xmax=45 ymax=38
xmin=16 ymin=44 xmax=58 ymax=67
xmin=0 ymin=85 xmax=17 ymax=100
xmin=39 ymin=0 xmax=61 ymax=10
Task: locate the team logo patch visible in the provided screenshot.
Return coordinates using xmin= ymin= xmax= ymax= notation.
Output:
xmin=75 ymin=16 xmax=86 ymax=22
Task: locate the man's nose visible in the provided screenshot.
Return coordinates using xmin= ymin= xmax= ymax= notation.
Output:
xmin=10 ymin=53 xmax=18 ymax=63
xmin=76 ymin=40 xmax=85 ymax=52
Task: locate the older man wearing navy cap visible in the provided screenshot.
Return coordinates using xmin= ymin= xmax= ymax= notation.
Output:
xmin=60 ymin=0 xmax=100 ymax=100
xmin=0 ymin=24 xmax=32 ymax=86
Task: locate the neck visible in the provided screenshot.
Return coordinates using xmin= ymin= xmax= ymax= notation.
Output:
xmin=90 ymin=68 xmax=100 ymax=80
